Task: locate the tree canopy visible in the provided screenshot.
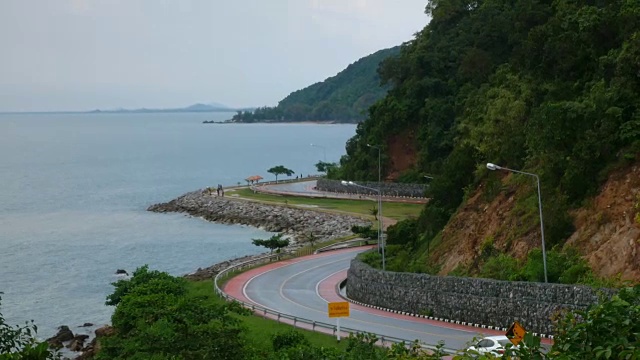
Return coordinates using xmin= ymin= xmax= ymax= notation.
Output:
xmin=252 ymin=233 xmax=290 ymax=255
xmin=267 ymin=165 xmax=294 ymax=183
xmin=335 ymin=0 xmax=640 ymax=271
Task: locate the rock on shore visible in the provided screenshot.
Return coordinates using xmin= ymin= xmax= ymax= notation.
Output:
xmin=147 ymin=190 xmax=371 ymax=245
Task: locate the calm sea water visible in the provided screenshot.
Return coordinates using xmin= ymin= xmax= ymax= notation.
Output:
xmin=0 ymin=112 xmax=355 ymax=338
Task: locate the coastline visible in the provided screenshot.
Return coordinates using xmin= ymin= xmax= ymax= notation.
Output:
xmin=147 ymin=188 xmax=372 ymax=279
xmin=203 ymin=120 xmax=354 ymax=125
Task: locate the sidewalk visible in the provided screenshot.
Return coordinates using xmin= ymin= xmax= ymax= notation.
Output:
xmin=252 ymin=180 xmax=429 ymax=204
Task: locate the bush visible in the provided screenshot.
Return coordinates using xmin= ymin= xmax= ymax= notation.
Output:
xmin=479 ymin=254 xmax=519 ymax=281
xmin=386 ymin=218 xmax=418 ymax=247
xmin=357 ymin=249 xmax=382 ymax=269
xmin=519 ymin=248 xmax=592 ymax=284
xmin=271 ymin=330 xmax=309 ymax=352
xmin=100 ymin=267 xmax=249 ymax=360
xmin=350 ymin=225 xmax=377 ymax=239
xmin=552 ymin=285 xmax=640 ymax=358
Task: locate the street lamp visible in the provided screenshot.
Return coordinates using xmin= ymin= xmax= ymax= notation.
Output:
xmin=366 ymin=144 xmax=383 ymax=257
xmin=310 ymin=143 xmax=326 ymax=162
xmin=367 ymin=144 xmax=381 ymax=186
xmin=341 ymin=180 xmax=385 ymax=271
xmin=486 ymin=162 xmax=548 ymax=283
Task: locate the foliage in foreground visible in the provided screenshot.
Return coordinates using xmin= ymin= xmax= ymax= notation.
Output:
xmin=0 ymin=295 xmax=59 ymax=360
xmin=99 ymin=266 xmax=251 ymax=360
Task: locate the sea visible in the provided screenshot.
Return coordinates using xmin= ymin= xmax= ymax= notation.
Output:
xmin=0 ymin=111 xmax=356 ymax=339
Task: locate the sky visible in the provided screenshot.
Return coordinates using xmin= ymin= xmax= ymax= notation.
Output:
xmin=0 ymin=1 xmax=429 ymax=112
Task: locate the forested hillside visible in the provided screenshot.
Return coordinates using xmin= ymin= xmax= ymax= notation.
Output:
xmin=230 ymin=47 xmax=399 ymax=123
xmin=336 ymin=0 xmax=640 ymax=281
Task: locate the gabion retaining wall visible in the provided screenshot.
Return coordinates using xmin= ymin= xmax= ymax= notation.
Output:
xmin=347 ymin=258 xmax=611 ymax=335
xmin=316 ymin=179 xmax=427 ymax=198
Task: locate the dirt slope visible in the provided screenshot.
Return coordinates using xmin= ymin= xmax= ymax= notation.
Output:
xmin=430 ymin=160 xmax=640 ymax=282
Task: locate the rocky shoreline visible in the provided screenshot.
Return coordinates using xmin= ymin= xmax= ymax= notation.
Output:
xmin=147 ymin=189 xmax=371 ymax=245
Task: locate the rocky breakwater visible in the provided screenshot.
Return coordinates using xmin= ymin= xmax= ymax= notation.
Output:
xmin=147 ymin=190 xmax=371 ymax=244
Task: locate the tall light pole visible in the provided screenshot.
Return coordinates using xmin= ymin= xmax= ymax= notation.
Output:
xmin=310 ymin=143 xmax=326 ymax=162
xmin=366 ymin=144 xmax=383 ymax=260
xmin=486 ymin=163 xmax=548 ymax=283
xmin=341 ymin=180 xmax=385 ymax=271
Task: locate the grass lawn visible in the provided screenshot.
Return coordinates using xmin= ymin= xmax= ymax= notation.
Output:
xmin=187 ymin=280 xmax=348 ymax=352
xmin=230 ymin=188 xmax=423 ymax=221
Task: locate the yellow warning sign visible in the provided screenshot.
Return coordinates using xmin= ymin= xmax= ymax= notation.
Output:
xmin=328 ymin=302 xmax=350 ymax=318
xmin=506 ymin=321 xmax=527 ymax=346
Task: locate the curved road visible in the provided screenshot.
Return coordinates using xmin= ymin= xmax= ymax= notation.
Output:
xmin=224 ymin=247 xmax=504 ymax=351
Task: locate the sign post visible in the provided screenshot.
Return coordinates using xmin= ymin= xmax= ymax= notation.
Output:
xmin=328 ymin=302 xmax=350 ymax=341
xmin=506 ymin=321 xmax=527 ymax=346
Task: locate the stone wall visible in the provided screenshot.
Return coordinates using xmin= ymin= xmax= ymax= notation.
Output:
xmin=316 ymin=179 xmax=427 ymax=198
xmin=347 ymin=258 xmax=611 ymax=335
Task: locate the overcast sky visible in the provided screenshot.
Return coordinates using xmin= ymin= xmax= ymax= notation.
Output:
xmin=0 ymin=1 xmax=429 ymax=112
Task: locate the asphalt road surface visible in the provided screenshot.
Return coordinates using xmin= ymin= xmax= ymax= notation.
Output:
xmin=224 ymin=247 xmax=504 ymax=351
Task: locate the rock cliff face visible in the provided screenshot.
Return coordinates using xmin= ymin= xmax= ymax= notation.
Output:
xmin=148 ymin=190 xmax=371 ymax=244
xmin=431 ymin=160 xmax=640 ymax=282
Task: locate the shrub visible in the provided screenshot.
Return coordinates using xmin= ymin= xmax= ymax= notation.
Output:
xmin=271 ymin=330 xmax=309 ymax=352
xmin=350 ymin=225 xmax=377 ymax=239
xmin=519 ymin=248 xmax=592 ymax=284
xmin=552 ymin=285 xmax=640 ymax=358
xmin=386 ymin=218 xmax=418 ymax=247
xmin=479 ymin=254 xmax=519 ymax=281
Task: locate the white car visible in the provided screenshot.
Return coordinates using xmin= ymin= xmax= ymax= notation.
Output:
xmin=467 ymin=335 xmax=512 ymax=356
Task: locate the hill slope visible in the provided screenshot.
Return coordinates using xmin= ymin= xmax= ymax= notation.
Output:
xmin=334 ymin=1 xmax=640 ymax=282
xmin=230 ymin=47 xmax=399 ymax=123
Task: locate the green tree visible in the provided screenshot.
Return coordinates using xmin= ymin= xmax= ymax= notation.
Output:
xmin=252 ymin=233 xmax=290 ymax=255
xmin=267 ymin=165 xmax=294 ymax=183
xmin=99 ymin=267 xmax=249 ymax=360
xmin=314 ymin=161 xmax=337 ymax=173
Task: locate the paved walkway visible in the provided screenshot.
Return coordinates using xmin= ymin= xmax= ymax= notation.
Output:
xmin=253 ymin=180 xmax=429 ymax=204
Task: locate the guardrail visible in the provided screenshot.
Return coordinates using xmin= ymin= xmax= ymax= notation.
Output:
xmin=213 ymin=252 xmax=454 ymax=354
xmin=313 ymin=239 xmax=373 ymax=254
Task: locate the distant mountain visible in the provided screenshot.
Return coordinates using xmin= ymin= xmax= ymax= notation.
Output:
xmin=230 ymin=46 xmax=400 ymax=123
xmin=88 ymin=102 xmax=234 ymax=113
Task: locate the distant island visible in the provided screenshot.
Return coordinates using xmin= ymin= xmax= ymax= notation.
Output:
xmin=89 ymin=102 xmax=254 ymax=114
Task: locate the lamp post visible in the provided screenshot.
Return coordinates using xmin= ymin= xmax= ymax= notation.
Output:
xmin=341 ymin=180 xmax=385 ymax=271
xmin=366 ymin=144 xmax=383 ymax=257
xmin=486 ymin=162 xmax=548 ymax=283
xmin=310 ymin=143 xmax=326 ymax=162
xmin=367 ymin=144 xmax=381 ymax=187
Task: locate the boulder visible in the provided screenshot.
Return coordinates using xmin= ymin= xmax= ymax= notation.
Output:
xmin=46 ymin=325 xmax=74 ymax=348
xmin=94 ymin=325 xmax=115 ymax=338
